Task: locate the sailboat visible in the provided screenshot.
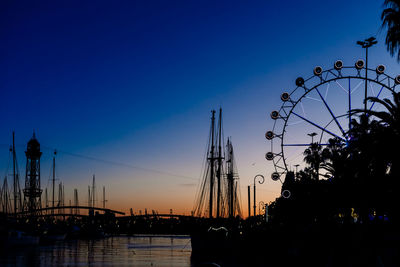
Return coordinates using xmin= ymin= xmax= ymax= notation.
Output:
xmin=191 ymin=109 xmax=243 ymax=260
xmin=193 ymin=108 xmax=242 ymax=219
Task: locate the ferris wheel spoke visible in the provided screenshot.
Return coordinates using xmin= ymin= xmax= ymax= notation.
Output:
xmin=369 ymin=85 xmax=384 ymax=111
xmin=305 ymin=96 xmax=322 ymax=102
xmin=324 ymin=83 xmax=330 ymax=99
xmin=315 ymin=88 xmax=346 ymax=137
xmin=287 ymin=120 xmax=304 ymax=126
xmin=275 ymin=165 xmax=286 ymax=171
xmin=335 ymin=81 xmax=348 ymax=94
xmin=351 ymin=81 xmax=363 ymax=94
xmin=275 ymin=156 xmax=284 ymax=165
xmin=300 ymin=102 xmax=306 ymax=117
xmin=292 ymin=111 xmax=346 ymax=141
xmin=370 ymin=82 xmax=376 ymax=97
xmin=348 ymin=78 xmax=352 ymax=131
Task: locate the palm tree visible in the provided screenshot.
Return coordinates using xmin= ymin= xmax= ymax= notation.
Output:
xmin=364 ymin=92 xmax=400 ymax=131
xmin=303 ymin=143 xmax=323 ymax=181
xmin=350 ymin=92 xmax=400 ymax=221
xmin=382 ymin=0 xmax=400 ymax=61
xmin=319 ymin=138 xmax=348 ymax=180
xmin=362 ymin=92 xmax=400 ymax=177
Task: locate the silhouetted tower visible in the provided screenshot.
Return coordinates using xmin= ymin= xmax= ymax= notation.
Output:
xmin=23 ymin=133 xmax=42 ymax=215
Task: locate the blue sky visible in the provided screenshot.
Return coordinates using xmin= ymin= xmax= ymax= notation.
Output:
xmin=1 ymin=0 xmax=398 ymax=214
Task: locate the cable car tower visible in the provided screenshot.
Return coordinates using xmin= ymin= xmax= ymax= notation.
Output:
xmin=23 ymin=133 xmax=43 ymax=215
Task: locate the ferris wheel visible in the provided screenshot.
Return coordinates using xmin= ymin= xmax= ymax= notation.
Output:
xmin=265 ymin=59 xmax=400 ymax=181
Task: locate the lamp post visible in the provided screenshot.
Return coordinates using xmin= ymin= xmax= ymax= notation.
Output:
xmin=253 ymin=175 xmax=265 ymax=216
xmin=247 ymin=185 xmax=251 ymax=218
xmin=357 ymin=37 xmax=377 ymax=112
xmin=307 ymin=132 xmax=317 ymax=144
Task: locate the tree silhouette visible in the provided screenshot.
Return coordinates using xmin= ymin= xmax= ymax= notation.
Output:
xmin=303 ymin=143 xmax=323 ymax=181
xmin=382 ymin=0 xmax=400 ymax=61
xmin=353 ymin=92 xmax=400 ymax=177
xmin=319 ymin=138 xmax=348 ymax=180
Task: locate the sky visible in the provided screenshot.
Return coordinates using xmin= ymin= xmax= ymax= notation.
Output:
xmin=1 ymin=0 xmax=399 ymax=216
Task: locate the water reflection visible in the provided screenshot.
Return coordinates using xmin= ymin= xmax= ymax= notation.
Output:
xmin=0 ymin=235 xmax=192 ymax=267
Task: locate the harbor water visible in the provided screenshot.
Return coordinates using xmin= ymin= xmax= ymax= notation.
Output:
xmin=0 ymin=235 xmax=192 ymax=267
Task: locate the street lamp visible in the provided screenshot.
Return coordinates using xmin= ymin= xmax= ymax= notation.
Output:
xmin=357 ymin=37 xmax=377 ymax=112
xmin=308 ymin=132 xmax=317 ymax=143
xmin=253 ymin=174 xmax=265 ymax=216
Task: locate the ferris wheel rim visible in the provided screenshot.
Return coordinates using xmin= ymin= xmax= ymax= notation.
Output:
xmin=268 ymin=63 xmax=399 ymax=179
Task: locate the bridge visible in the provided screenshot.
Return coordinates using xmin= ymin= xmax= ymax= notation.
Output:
xmin=15 ymin=207 xmax=193 ymax=219
xmin=16 ymin=206 xmax=125 ymax=216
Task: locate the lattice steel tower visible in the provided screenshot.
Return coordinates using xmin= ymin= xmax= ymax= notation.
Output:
xmin=23 ymin=133 xmax=42 ymax=215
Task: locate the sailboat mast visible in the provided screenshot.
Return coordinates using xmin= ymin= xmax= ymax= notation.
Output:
xmin=12 ymin=132 xmax=17 ymax=214
xmin=209 ymin=110 xmax=216 ymax=218
xmin=52 ymin=151 xmax=56 ymax=215
xmin=88 ymin=186 xmax=91 ymax=208
xmin=227 ymin=138 xmax=234 ymax=218
xmin=103 ymin=186 xmax=106 ymax=209
xmin=216 ymin=108 xmax=223 ymax=218
xmin=92 ymin=174 xmax=96 ymax=208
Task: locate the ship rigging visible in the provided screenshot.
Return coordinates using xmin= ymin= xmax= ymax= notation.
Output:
xmin=193 ymin=109 xmax=242 ymax=218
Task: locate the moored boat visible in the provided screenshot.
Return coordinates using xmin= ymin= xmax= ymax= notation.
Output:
xmin=7 ymin=230 xmax=40 ymax=246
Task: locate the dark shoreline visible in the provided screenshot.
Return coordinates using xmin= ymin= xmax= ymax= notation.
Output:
xmin=190 ymin=220 xmax=400 ymax=267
